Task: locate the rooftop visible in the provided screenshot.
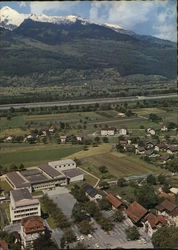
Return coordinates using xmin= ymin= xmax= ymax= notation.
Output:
xmin=6 ymin=171 xmax=30 ymax=189
xmin=156 ymin=199 xmax=177 ymax=212
xmin=106 ymin=193 xmax=123 ymax=208
xmin=48 ymin=159 xmax=76 ymax=167
xmin=21 ymin=216 xmax=45 ymax=234
xmin=0 ymin=240 xmax=8 ymax=250
xmin=21 ymin=169 xmax=49 ymax=184
xmin=144 ymin=213 xmax=167 ymax=229
xmin=11 ymin=188 xmax=39 ymax=208
xmin=126 ymin=201 xmax=147 ymax=223
xmin=39 ymin=164 xmax=62 ymax=178
xmin=62 ymin=168 xmax=83 ymax=178
xmin=82 ymin=183 xmax=98 ymax=198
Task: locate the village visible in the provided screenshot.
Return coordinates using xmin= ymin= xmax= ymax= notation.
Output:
xmin=0 ymin=113 xmax=178 ymax=249
xmin=0 ymin=99 xmax=178 ymax=249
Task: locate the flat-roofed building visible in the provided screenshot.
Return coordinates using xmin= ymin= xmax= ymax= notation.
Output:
xmin=6 ymin=171 xmax=31 ymax=192
xmin=10 ymin=188 xmax=41 ymax=223
xmin=62 ymin=168 xmax=84 ymax=184
xmin=48 ymin=159 xmax=76 ymax=172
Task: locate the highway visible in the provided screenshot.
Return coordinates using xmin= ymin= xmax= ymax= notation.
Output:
xmin=0 ymin=94 xmax=177 ymax=110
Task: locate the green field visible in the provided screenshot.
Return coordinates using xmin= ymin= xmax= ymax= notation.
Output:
xmin=0 ymin=144 xmax=83 ymax=167
xmin=80 ymin=150 xmax=168 ymax=178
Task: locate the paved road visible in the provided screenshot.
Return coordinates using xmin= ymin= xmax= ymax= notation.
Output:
xmin=0 ymin=94 xmax=177 ymax=110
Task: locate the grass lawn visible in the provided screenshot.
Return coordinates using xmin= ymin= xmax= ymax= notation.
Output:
xmin=108 ymin=184 xmax=137 ymax=203
xmin=0 ymin=116 xmax=25 ymax=130
xmin=0 ymin=144 xmax=83 ymax=168
xmin=67 ymin=172 xmax=98 ymax=190
xmin=0 ymin=202 xmax=10 ymax=228
xmin=40 ymin=199 xmax=57 ymax=229
xmin=0 ymin=180 xmax=12 ymax=194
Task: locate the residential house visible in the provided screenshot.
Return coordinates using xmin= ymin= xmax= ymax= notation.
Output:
xmin=4 ymin=136 xmax=13 ymax=142
xmin=156 ymin=199 xmax=178 ymax=225
xmin=60 ymin=135 xmax=67 ymax=143
xmin=49 ymin=125 xmax=56 ymax=133
xmin=119 ymin=128 xmax=128 ymax=136
xmin=124 ymin=144 xmax=135 ymax=153
xmin=0 ymin=240 xmax=8 ymax=250
xmin=147 ymin=128 xmax=156 ymax=136
xmin=117 ymin=112 xmax=126 ymax=117
xmin=159 ymin=155 xmax=170 ymax=165
xmin=155 ymin=143 xmax=168 ymax=152
xmin=101 ymin=128 xmax=116 ymax=136
xmin=170 ymin=187 xmax=178 ymax=195
xmin=126 ymin=201 xmax=147 ymax=225
xmin=106 ymin=193 xmax=124 ymax=210
xmin=76 ymin=135 xmax=83 ymax=142
xmin=20 ymin=216 xmax=45 ymax=249
xmin=142 ymin=212 xmax=167 ymax=237
xmin=167 ymin=145 xmax=178 ymax=155
xmin=82 ymin=183 xmax=102 ymax=201
xmin=161 ymin=125 xmax=168 ymax=132
xmin=135 ymin=147 xmax=146 ymax=155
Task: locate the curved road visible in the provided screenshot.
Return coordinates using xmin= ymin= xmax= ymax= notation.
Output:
xmin=0 ymin=94 xmax=177 ymax=110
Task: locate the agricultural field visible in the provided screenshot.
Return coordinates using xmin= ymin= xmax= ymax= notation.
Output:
xmin=0 ymin=143 xmax=82 ymax=168
xmin=67 ymin=144 xmax=168 ymax=179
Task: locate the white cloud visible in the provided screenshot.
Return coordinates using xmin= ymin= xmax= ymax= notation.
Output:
xmin=89 ymin=0 xmax=177 ymax=42
xmin=29 ymin=1 xmax=80 ymax=15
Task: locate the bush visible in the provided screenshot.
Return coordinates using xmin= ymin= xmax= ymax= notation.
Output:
xmin=126 ymin=226 xmax=140 ymax=240
xmin=98 ymin=198 xmax=112 ymax=210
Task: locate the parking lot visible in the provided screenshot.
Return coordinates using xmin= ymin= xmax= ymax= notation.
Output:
xmin=44 ymin=187 xmax=77 ymax=219
xmin=69 ymin=212 xmax=153 ymax=249
xmin=44 ymin=188 xmax=153 ymax=249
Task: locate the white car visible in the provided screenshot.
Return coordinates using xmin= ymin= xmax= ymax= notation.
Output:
xmin=88 ymin=234 xmax=93 ymax=239
xmin=80 ymin=235 xmax=84 ymax=240
xmin=95 ymin=243 xmax=100 ymax=248
xmin=76 ymin=236 xmax=80 ymax=241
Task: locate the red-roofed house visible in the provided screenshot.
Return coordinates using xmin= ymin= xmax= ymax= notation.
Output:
xmin=106 ymin=193 xmax=123 ymax=210
xmin=0 ymin=240 xmax=8 ymax=250
xmin=142 ymin=213 xmax=167 ymax=236
xmin=126 ymin=201 xmax=147 ymax=224
xmin=156 ymin=199 xmax=178 ymax=226
xmin=20 ymin=216 xmax=45 ymax=249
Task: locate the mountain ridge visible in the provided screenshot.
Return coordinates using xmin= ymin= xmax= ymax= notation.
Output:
xmin=0 ymin=6 xmax=176 ymax=86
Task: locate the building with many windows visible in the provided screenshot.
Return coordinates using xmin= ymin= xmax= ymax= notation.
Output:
xmin=10 ymin=188 xmax=41 ymax=223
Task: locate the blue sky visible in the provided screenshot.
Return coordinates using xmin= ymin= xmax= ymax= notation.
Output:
xmin=0 ymin=1 xmax=177 ymax=42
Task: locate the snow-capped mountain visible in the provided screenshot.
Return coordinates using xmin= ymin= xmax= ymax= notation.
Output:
xmin=0 ymin=6 xmax=89 ymax=30
xmin=0 ymin=6 xmax=29 ymax=30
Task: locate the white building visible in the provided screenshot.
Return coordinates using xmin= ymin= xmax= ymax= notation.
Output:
xmin=20 ymin=216 xmax=45 ymax=249
xmin=10 ymin=188 xmax=41 ymax=223
xmin=48 ymin=159 xmax=76 ymax=172
xmin=147 ymin=128 xmax=156 ymax=136
xmin=119 ymin=128 xmax=128 ymax=136
xmin=101 ymin=128 xmax=115 ymax=136
xmin=161 ymin=125 xmax=168 ymax=132
xmin=60 ymin=135 xmax=67 ymax=143
xmin=62 ymin=168 xmax=84 ymax=184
